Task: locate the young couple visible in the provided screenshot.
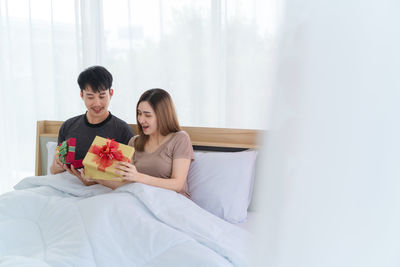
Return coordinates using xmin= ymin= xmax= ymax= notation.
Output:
xmin=50 ymin=66 xmax=193 ymax=197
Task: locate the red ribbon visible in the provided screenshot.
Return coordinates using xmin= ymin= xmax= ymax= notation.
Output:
xmin=88 ymin=139 xmax=129 ymax=172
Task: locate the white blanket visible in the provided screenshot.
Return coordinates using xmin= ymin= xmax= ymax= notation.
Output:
xmin=0 ymin=173 xmax=250 ymax=267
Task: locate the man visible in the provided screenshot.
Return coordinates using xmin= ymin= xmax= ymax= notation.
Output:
xmin=50 ymin=66 xmax=134 ymax=185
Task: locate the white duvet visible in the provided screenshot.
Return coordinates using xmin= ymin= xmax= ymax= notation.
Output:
xmin=0 ymin=173 xmax=250 ymax=267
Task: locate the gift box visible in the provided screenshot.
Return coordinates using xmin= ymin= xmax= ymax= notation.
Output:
xmin=57 ymin=138 xmax=83 ymax=168
xmin=82 ymin=136 xmax=135 ymax=181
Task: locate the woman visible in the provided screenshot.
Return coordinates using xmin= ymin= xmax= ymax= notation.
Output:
xmin=82 ymin=88 xmax=193 ymax=197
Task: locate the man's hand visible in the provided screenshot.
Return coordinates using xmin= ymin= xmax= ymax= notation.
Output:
xmin=50 ymin=153 xmax=65 ymax=174
xmin=64 ymin=165 xmax=97 ymax=186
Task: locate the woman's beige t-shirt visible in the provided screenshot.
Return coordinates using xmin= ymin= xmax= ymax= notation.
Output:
xmin=128 ymin=131 xmax=194 ymax=197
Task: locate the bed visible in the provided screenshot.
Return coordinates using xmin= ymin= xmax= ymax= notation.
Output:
xmin=0 ymin=120 xmax=260 ymax=267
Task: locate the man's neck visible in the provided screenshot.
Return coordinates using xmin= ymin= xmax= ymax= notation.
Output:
xmin=86 ymin=111 xmax=110 ymax=124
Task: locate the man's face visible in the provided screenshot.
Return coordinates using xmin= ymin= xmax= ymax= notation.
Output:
xmin=80 ymin=85 xmax=113 ymax=121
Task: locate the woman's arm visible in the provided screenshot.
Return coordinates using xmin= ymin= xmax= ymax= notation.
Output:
xmin=114 ymin=159 xmax=191 ymax=192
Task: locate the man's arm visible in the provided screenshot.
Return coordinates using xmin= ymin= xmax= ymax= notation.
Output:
xmin=50 ymin=152 xmax=96 ymax=186
xmin=51 ymin=121 xmax=67 ymax=175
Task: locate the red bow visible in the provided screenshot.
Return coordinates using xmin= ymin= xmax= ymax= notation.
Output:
xmin=88 ymin=139 xmax=129 ymax=172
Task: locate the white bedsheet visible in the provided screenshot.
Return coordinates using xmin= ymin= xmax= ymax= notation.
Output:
xmin=0 ymin=173 xmax=250 ymax=267
xmin=236 ymin=211 xmax=258 ymax=233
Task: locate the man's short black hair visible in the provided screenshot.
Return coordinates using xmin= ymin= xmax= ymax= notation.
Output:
xmin=77 ymin=66 xmax=113 ymax=92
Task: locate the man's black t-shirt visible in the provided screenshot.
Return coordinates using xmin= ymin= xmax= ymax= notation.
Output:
xmin=57 ymin=112 xmax=134 ymax=161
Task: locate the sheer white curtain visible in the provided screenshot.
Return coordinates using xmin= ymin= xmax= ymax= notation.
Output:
xmin=101 ymin=0 xmax=277 ymax=128
xmin=0 ymin=0 xmax=277 ymax=193
xmin=0 ymin=0 xmax=82 ymax=193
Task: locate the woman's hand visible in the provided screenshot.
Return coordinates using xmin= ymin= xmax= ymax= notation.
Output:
xmin=114 ymin=161 xmax=140 ymax=182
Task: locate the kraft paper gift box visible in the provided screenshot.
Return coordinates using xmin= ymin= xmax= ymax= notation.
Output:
xmin=57 ymin=138 xmax=83 ymax=168
xmin=82 ymin=136 xmax=135 ymax=181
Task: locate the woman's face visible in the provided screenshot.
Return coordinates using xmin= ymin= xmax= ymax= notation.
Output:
xmin=137 ymin=101 xmax=158 ymax=136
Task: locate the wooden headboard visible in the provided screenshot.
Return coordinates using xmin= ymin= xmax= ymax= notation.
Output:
xmin=36 ymin=120 xmax=262 ymax=176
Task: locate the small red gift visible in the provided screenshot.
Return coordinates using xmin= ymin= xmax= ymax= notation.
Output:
xmin=56 ymin=138 xmax=83 ymax=168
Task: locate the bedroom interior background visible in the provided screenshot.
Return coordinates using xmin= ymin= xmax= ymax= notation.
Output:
xmin=0 ymin=0 xmax=279 ymax=193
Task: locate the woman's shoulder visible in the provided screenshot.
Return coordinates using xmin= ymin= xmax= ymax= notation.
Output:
xmin=170 ymin=131 xmax=193 ymax=158
xmin=164 ymin=131 xmax=191 ymax=149
xmin=173 ymin=131 xmax=191 ymax=141
xmin=170 ymin=131 xmax=192 ymax=148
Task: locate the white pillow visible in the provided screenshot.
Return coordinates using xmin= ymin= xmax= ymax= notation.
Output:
xmin=187 ymin=150 xmax=257 ymax=223
xmin=46 ymin=141 xmax=58 ymax=175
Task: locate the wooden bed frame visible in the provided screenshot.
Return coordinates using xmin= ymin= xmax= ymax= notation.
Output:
xmin=35 ymin=120 xmax=261 ymax=176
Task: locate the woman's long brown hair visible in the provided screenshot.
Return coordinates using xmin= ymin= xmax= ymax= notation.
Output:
xmin=134 ymin=88 xmax=181 ymax=151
